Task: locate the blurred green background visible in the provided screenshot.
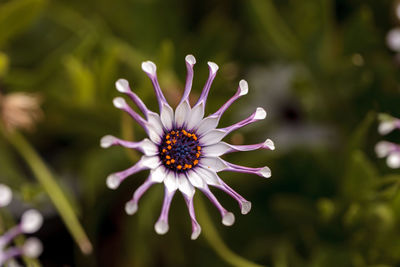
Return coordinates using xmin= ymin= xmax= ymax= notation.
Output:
xmin=1 ymin=0 xmax=400 ymax=266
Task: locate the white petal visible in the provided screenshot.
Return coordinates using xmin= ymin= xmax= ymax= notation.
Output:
xmin=239 ymin=80 xmax=248 ymax=96
xmin=178 ymin=174 xmax=195 ymax=198
xmin=186 ymin=170 xmax=206 ymax=188
xmin=208 ymin=61 xmax=219 ymax=74
xmin=387 ymin=152 xmax=400 ymax=168
xmin=164 ymin=172 xmax=178 ymax=192
xmin=141 ymin=139 xmax=158 ymax=156
xmin=199 ymin=157 xmax=228 ymax=172
xmin=199 ymin=129 xmax=226 ymax=146
xmin=260 ymin=166 xmax=272 ymax=178
xmin=191 ymin=226 xmax=201 ymax=240
xmin=154 ymin=220 xmax=169 ymax=235
xmin=113 ymin=97 xmax=127 ymax=109
xmin=186 ymin=54 xmax=196 ymax=65
xmin=378 ymin=121 xmax=396 ymax=135
xmin=222 ymin=212 xmax=235 ymax=226
xmin=186 ymin=102 xmax=205 ymax=130
xmin=151 ymin=166 xmax=167 ymax=183
xmin=141 ymin=61 xmax=157 ymax=75
xmin=175 ymin=100 xmax=191 ymax=128
xmin=160 ymin=103 xmax=174 ymax=130
xmin=241 ymin=201 xmax=252 ymax=215
xmin=115 ymin=79 xmax=130 ymax=93
xmin=195 ymin=116 xmax=219 ymax=136
xmin=106 ymin=174 xmax=120 ymax=189
xmin=264 ymin=139 xmax=275 ymax=150
xmin=375 ymin=141 xmax=392 ymax=158
xmin=100 ymin=135 xmax=116 ymax=148
xmin=125 ymin=201 xmax=138 ymax=215
xmin=23 ymin=238 xmax=43 ymax=258
xmin=141 ymin=156 xmax=160 ymax=169
xmin=202 ymin=142 xmax=231 ymax=157
xmin=0 ymin=184 xmax=12 ymax=207
xmin=254 ymin=107 xmax=267 ymax=120
xmin=146 ymin=112 xmax=164 ymax=144
xmin=21 ymin=210 xmax=43 ymax=234
xmin=195 ymin=167 xmax=221 ymax=186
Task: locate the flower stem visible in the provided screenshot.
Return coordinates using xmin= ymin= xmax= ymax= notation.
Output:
xmin=196 ymin=197 xmax=265 ymax=267
xmin=7 ymin=131 xmax=93 ymax=255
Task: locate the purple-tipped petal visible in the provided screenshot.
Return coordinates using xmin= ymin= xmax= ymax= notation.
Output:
xmin=222 ymin=159 xmax=271 ymax=178
xmin=125 ymin=177 xmax=155 ymax=215
xmin=113 ymin=97 xmax=147 ymax=129
xmin=0 ymin=226 xmax=22 ymax=249
xmin=100 ymin=136 xmax=158 ymax=155
xmin=183 ymin=194 xmax=202 ymax=240
xmin=212 ymin=79 xmax=248 ymax=118
xmin=141 ymin=61 xmax=168 ymax=111
xmin=195 ymin=62 xmax=219 ymax=107
xmin=199 ymin=185 xmax=235 ymax=226
xmin=202 ymin=139 xmax=275 ymax=157
xmin=115 ymin=79 xmax=150 ymax=118
xmin=213 ymin=178 xmax=252 ymax=215
xmin=219 ymin=107 xmax=266 ymax=134
xmin=154 ymin=188 xmax=176 ymax=235
xmin=106 ymin=156 xmax=157 ymax=189
xmin=180 ymin=55 xmax=196 ymax=104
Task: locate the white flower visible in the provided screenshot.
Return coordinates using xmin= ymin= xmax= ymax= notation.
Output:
xmin=0 ymin=184 xmax=43 ymax=265
xmin=101 ymin=55 xmax=274 ymax=239
xmin=376 ymin=114 xmax=400 ymax=169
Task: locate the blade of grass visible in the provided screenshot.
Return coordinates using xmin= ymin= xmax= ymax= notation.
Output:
xmin=196 ymin=197 xmax=265 ymax=267
xmin=6 ymin=131 xmax=93 ymax=255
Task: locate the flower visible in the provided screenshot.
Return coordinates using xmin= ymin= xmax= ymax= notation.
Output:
xmin=0 ymin=184 xmax=43 ymax=266
xmin=101 ymin=55 xmax=274 ymax=239
xmin=375 ymin=113 xmax=400 ymax=168
xmin=0 ymin=92 xmax=43 ymax=132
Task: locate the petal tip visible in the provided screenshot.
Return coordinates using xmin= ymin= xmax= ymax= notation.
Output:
xmin=100 ymin=135 xmax=115 ymax=148
xmin=222 ymin=212 xmax=235 ymax=226
xmin=0 ymin=184 xmax=12 ymax=207
xmin=375 ymin=141 xmax=391 ymax=158
xmin=23 ymin=238 xmax=43 ymax=258
xmin=387 ymin=152 xmax=400 ymax=168
xmin=254 ymin=107 xmax=267 ymax=120
xmin=239 ymin=80 xmax=248 ymax=96
xmin=21 ymin=209 xmax=43 ymax=234
xmin=141 ymin=61 xmax=157 ymax=75
xmin=155 ymin=220 xmax=169 ymax=235
xmin=207 ymin=61 xmax=219 ymax=74
xmin=264 ymin=139 xmax=275 ymax=150
xmin=115 ymin=79 xmax=130 ymax=93
xmin=241 ymin=201 xmax=252 ymax=215
xmin=185 ymin=54 xmax=196 ymax=65
xmin=191 ymin=226 xmax=202 ymax=240
xmin=106 ymin=174 xmax=120 ymax=190
xmin=125 ymin=201 xmax=138 ymax=215
xmin=260 ymin=166 xmax=271 ymax=178
xmin=113 ymin=97 xmax=127 ymax=109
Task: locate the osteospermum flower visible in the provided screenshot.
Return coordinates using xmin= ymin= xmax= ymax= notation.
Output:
xmin=101 ymin=55 xmax=274 ymax=239
xmin=375 ymin=113 xmax=400 ymax=168
xmin=0 ymin=184 xmax=43 ymax=266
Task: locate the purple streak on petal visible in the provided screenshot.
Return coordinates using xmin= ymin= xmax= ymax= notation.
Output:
xmin=116 ymin=79 xmax=150 ymax=118
xmin=113 ymin=161 xmax=147 ymax=184
xmin=126 ymin=177 xmax=155 ymax=215
xmin=224 ymin=140 xmax=274 ymax=154
xmin=212 ymin=84 xmax=243 ymax=118
xmin=0 ymin=247 xmax=22 ymax=265
xmin=183 ymin=194 xmax=202 ymax=240
xmin=180 ymin=55 xmax=196 ymax=104
xmin=155 ymin=188 xmax=176 ymax=234
xmin=195 ymin=62 xmax=218 ymax=107
xmin=213 ymin=178 xmax=251 ymax=214
xmin=142 ymin=61 xmax=168 ymax=111
xmin=100 ymin=136 xmax=145 ymax=152
xmin=113 ymin=97 xmax=147 ymax=129
xmin=0 ymin=226 xmax=21 ymax=248
xmin=219 ymin=108 xmax=266 ymax=135
xmin=222 ymin=160 xmax=271 ymax=178
xmin=199 ymin=185 xmax=229 ymax=218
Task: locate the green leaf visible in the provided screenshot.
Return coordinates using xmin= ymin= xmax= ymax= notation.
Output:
xmin=0 ymin=0 xmax=47 ymax=47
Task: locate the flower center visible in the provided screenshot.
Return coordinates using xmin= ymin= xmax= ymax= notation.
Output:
xmin=159 ymin=129 xmax=201 ymax=172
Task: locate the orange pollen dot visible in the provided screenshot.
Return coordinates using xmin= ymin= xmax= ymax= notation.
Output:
xmin=166 ymin=135 xmax=170 ymax=139
xmin=177 ymin=165 xmax=182 ymax=170
xmin=171 ymin=131 xmax=175 ymax=134
xmin=194 ymin=160 xmax=199 ymax=165
xmin=188 ymin=165 xmax=192 ymax=169
xmin=167 ymin=145 xmax=172 ymax=150
xmin=196 ymin=153 xmax=200 ymax=158
xmin=166 ymin=155 xmax=171 ymax=159
xmin=193 ymin=136 xmax=197 ymax=140
xmin=166 ymin=140 xmax=171 ymax=144
xmin=162 ymin=149 xmax=167 ymax=153
xmin=197 ymin=146 xmax=201 ymax=151
xmin=187 ymin=133 xmax=192 ymax=137
xmin=166 ymin=161 xmax=171 ymax=165
xmin=171 ymin=159 xmax=175 ymax=163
